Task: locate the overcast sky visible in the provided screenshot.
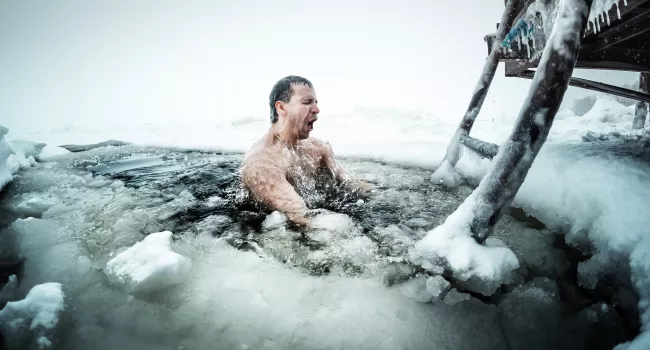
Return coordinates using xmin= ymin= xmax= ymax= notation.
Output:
xmin=0 ymin=0 xmax=636 ymax=135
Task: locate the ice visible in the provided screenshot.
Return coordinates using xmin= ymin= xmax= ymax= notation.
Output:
xmin=430 ymin=158 xmax=463 ymax=187
xmin=310 ymin=210 xmax=357 ymax=234
xmin=426 ymin=275 xmax=451 ymax=302
xmin=443 ymin=288 xmax=471 ymax=305
xmin=588 ymin=0 xmax=624 ymax=33
xmin=0 ymin=282 xmax=65 ymax=350
xmin=13 ymin=196 xmax=58 ymax=218
xmin=37 ymin=145 xmax=71 ymax=161
xmin=399 ymin=274 xmax=433 ymax=303
xmin=498 ymin=278 xmax=570 ymax=349
xmin=0 ymin=126 xmax=14 ymax=191
xmin=261 ymin=211 xmax=287 ymax=231
xmin=105 ymin=231 xmax=193 ymax=293
xmin=409 ymin=197 xmax=520 ymax=296
xmin=7 ymin=140 xmax=47 ymax=159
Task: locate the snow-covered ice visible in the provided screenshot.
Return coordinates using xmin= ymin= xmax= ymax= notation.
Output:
xmin=0 ymin=282 xmax=65 ymax=350
xmin=105 ymin=231 xmax=193 ymax=293
xmin=1 ymin=87 xmax=649 ymax=348
xmin=409 ymin=197 xmax=520 ymax=296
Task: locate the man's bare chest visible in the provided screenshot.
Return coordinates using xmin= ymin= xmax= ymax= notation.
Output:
xmin=285 ymin=150 xmax=323 ymax=181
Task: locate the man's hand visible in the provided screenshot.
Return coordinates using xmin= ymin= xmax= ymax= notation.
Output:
xmin=342 ymin=179 xmax=374 ymax=199
xmin=355 ymin=180 xmax=374 ymax=198
xmin=286 ymin=211 xmax=311 ymax=230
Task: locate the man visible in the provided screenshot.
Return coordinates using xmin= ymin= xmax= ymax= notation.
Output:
xmin=241 ymin=75 xmax=372 ymax=228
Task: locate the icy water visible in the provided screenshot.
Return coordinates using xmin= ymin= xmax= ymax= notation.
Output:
xmin=0 ymin=144 xmax=637 ymax=350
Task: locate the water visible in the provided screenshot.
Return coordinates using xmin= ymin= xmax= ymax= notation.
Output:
xmin=0 ymin=144 xmax=634 ymax=349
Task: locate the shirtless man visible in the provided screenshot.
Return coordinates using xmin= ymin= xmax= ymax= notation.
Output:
xmin=241 ymin=75 xmax=372 ymax=228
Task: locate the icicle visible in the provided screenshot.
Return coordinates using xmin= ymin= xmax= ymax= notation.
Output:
xmin=605 ymin=10 xmax=611 ymax=26
xmin=616 ymin=2 xmax=621 ymax=20
xmin=517 ymin=35 xmax=522 ymax=51
xmin=532 ymin=36 xmax=537 ymax=52
xmin=624 ymin=0 xmax=628 ymax=6
xmin=524 ymin=38 xmax=530 ymax=58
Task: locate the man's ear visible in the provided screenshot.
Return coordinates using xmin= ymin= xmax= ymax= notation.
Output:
xmin=275 ymin=100 xmax=286 ymax=118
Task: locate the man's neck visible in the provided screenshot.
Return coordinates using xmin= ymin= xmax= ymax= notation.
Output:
xmin=271 ymin=124 xmax=299 ymax=148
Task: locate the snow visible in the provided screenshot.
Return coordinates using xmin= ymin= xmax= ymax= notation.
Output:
xmin=0 ymin=282 xmax=65 ymax=350
xmin=0 ymin=127 xmax=14 ymax=190
xmin=37 ymin=146 xmax=71 ymax=160
xmin=409 ymin=196 xmax=520 ymax=296
xmin=430 ymin=158 xmax=463 ymax=187
xmin=105 ymin=231 xmax=193 ymax=293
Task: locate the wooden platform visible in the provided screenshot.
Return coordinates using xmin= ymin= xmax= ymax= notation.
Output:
xmin=486 ymin=0 xmax=650 ymax=102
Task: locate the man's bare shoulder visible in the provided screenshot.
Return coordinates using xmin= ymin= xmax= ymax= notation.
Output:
xmin=243 ymin=133 xmax=275 ymax=162
xmin=304 ymin=136 xmax=334 ymax=155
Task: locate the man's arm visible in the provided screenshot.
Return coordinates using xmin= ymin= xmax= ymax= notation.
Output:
xmin=320 ymin=141 xmax=373 ymax=197
xmin=242 ymin=153 xmax=310 ymax=227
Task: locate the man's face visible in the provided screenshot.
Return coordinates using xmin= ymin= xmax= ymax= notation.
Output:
xmin=280 ymin=84 xmax=319 ymax=140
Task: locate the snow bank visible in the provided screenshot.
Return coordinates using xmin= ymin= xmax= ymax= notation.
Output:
xmin=0 ymin=125 xmax=13 ymax=190
xmin=0 ymin=282 xmax=65 ymax=350
xmin=1 ymin=126 xmax=57 ymax=192
xmin=105 ymin=231 xmax=193 ymax=293
xmin=409 ymin=196 xmax=520 ymax=296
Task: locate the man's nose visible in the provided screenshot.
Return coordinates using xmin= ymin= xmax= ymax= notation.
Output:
xmin=312 ymin=104 xmax=320 ymax=115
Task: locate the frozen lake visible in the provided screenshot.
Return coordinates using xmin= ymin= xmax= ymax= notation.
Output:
xmin=1 ymin=141 xmax=644 ymax=350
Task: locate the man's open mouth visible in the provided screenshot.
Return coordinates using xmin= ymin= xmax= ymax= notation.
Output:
xmin=307 ymin=120 xmax=315 ymax=131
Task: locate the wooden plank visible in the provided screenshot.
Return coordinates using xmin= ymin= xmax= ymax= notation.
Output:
xmin=517 ymin=70 xmax=650 ymax=103
xmin=574 ymin=60 xmax=650 ymax=72
xmin=583 ymin=0 xmax=648 ymax=38
xmin=632 ymin=72 xmax=649 ymax=128
xmin=584 ymin=47 xmax=650 ymax=70
xmin=505 ymin=60 xmax=539 ymax=76
xmin=581 ymin=8 xmax=650 ymax=54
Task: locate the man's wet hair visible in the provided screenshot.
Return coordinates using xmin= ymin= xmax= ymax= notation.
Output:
xmin=269 ymin=75 xmax=313 ymax=123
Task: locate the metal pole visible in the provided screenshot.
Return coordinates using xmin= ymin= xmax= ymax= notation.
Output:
xmin=632 ymin=72 xmax=649 ymax=129
xmin=433 ymin=0 xmax=519 ymax=173
xmin=467 ymin=0 xmax=594 ymax=243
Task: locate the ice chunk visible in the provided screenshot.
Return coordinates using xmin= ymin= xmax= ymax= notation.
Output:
xmin=13 ymin=197 xmax=57 ymax=217
xmin=410 ymin=199 xmax=519 ymax=296
xmin=382 ymin=263 xmax=417 ymax=287
xmin=6 ymin=153 xmax=32 ymax=173
xmin=443 ymin=288 xmax=471 ymax=305
xmin=0 ymin=128 xmax=14 ymax=191
xmin=310 ymin=211 xmax=356 ymax=233
xmin=7 ymin=140 xmax=47 ymax=158
xmin=0 ymin=282 xmax=65 ymax=350
xmin=399 ymin=274 xmax=432 ymax=303
xmin=426 ymin=275 xmax=451 ymax=302
xmin=37 ymin=146 xmax=70 ymax=161
xmin=430 ymin=159 xmax=463 ymax=188
xmin=261 ymin=211 xmax=287 ymax=231
xmin=105 ymin=231 xmax=193 ymax=293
